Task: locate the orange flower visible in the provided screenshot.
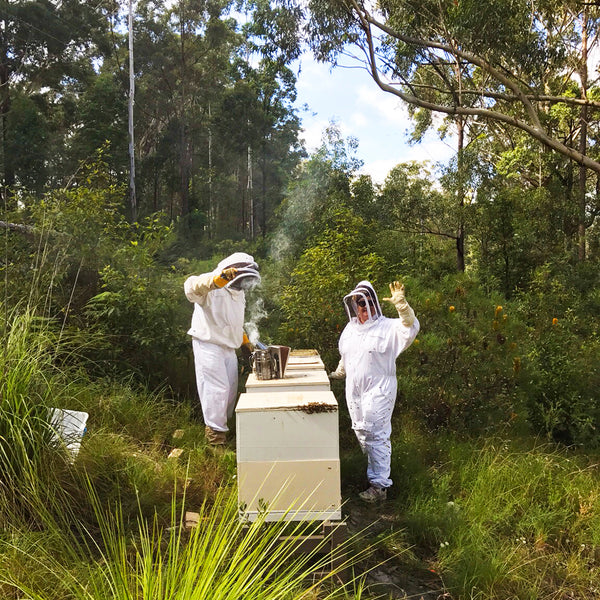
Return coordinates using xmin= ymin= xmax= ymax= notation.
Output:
xmin=552 ymin=318 xmax=558 ymax=326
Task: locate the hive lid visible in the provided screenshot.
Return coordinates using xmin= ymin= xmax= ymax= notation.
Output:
xmin=245 ymin=368 xmax=329 ymax=388
xmin=236 ymin=390 xmax=338 ymax=412
xmin=290 ymin=349 xmax=320 ymax=357
xmin=286 ymin=355 xmax=325 ymax=368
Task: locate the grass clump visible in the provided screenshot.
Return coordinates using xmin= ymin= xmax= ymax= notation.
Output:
xmin=394 ymin=431 xmax=600 ymax=599
xmin=1 ymin=481 xmax=375 ymax=600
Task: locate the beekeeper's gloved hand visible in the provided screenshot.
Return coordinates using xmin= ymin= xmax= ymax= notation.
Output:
xmin=241 ymin=332 xmax=254 ymax=353
xmin=383 ymin=281 xmax=416 ymax=327
xmin=240 ymin=332 xmax=254 ymax=365
xmin=328 ymin=358 xmax=346 ymax=380
xmin=213 ymin=267 xmax=238 ymax=288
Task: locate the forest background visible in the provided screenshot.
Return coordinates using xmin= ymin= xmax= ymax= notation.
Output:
xmin=1 ymin=0 xmax=600 ymax=598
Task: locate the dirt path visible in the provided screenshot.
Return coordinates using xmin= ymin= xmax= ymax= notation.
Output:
xmin=344 ymin=500 xmax=450 ymax=600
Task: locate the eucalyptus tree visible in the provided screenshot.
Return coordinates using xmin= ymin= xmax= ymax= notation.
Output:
xmin=131 ymin=0 xmax=240 ymax=222
xmin=0 ymin=0 xmax=112 ymax=198
xmin=130 ymin=0 xmax=302 ymax=240
xmin=298 ymin=0 xmax=600 ymax=263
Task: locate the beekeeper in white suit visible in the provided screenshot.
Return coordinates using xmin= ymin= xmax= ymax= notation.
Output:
xmin=184 ymin=252 xmax=259 ymax=445
xmin=330 ymin=280 xmax=419 ymax=502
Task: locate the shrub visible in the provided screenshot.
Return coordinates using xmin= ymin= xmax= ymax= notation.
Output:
xmin=515 ymin=263 xmax=600 ymax=446
xmin=399 ymin=273 xmax=524 ymax=434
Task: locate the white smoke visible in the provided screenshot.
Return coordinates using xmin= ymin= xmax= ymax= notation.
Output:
xmin=245 ymin=296 xmax=268 ymax=345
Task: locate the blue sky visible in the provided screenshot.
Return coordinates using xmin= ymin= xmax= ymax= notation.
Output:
xmin=292 ymin=56 xmax=457 ymax=183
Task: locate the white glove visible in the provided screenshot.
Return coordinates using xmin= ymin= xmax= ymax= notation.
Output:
xmin=383 ymin=281 xmax=416 ymax=327
xmin=328 ymin=358 xmax=346 ymax=380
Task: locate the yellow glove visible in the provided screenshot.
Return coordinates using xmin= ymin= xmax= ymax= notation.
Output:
xmin=213 ymin=267 xmax=238 ymax=288
xmin=240 ymin=332 xmax=254 ymax=365
xmin=383 ymin=281 xmax=416 ymax=327
xmin=241 ymin=332 xmax=254 ymax=353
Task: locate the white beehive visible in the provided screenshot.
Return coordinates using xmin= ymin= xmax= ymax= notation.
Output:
xmin=285 ymin=353 xmax=325 ymax=371
xmin=244 ymin=369 xmax=330 ymax=393
xmin=236 ymin=389 xmax=341 ymax=522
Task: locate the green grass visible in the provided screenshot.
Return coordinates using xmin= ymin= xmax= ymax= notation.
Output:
xmin=384 ymin=425 xmax=600 ymax=599
xmin=2 ymin=301 xmax=600 ymax=599
xmin=0 ymin=473 xmax=377 ymax=600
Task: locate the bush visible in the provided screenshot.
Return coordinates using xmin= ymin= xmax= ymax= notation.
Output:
xmin=515 ymin=263 xmax=600 ymax=446
xmin=399 ymin=273 xmax=524 ymax=434
xmin=278 ymin=207 xmax=386 ymax=368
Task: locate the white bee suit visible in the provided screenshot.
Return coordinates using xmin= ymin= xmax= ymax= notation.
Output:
xmin=338 ymin=281 xmax=419 ymax=489
xmin=184 ymin=252 xmax=258 ymax=433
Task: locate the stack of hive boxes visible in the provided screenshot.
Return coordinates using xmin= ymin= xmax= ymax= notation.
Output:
xmin=236 ymin=350 xmax=342 ymax=522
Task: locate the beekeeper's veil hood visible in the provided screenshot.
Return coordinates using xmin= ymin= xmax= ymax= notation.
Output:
xmin=343 ymin=280 xmax=382 ymax=323
xmin=215 ymin=252 xmax=261 ymax=291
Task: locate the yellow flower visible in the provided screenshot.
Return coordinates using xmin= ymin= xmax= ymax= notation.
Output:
xmin=449 ymin=305 xmax=455 ymax=312
xmin=513 ymin=357 xmax=521 ymax=374
xmin=495 ymin=305 xmax=503 ymax=318
xmin=413 ymin=339 xmax=420 ymax=345
xmin=552 ymin=318 xmax=558 ymax=326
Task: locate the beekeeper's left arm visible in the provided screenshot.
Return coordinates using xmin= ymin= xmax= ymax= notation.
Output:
xmin=184 ymin=272 xmax=215 ymax=303
xmin=328 ymin=356 xmax=346 ymax=379
xmin=383 ymin=281 xmax=417 ymax=327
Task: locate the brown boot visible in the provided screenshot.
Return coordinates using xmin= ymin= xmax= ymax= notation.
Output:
xmin=205 ymin=426 xmax=227 ymax=446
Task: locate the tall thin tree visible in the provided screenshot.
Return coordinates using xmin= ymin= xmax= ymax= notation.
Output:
xmin=128 ymin=0 xmax=137 ymax=221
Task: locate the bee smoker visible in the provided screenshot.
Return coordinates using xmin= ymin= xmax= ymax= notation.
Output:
xmin=250 ymin=345 xmax=290 ymax=380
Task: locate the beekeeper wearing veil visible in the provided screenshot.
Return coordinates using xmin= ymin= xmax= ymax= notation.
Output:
xmin=184 ymin=252 xmax=259 ymax=446
xmin=330 ymin=280 xmax=419 ymax=502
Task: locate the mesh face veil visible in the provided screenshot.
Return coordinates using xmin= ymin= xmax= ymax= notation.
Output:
xmin=228 ymin=270 xmax=261 ymax=291
xmin=343 ymin=281 xmax=382 ymax=323
xmin=215 ymin=252 xmax=261 ymax=291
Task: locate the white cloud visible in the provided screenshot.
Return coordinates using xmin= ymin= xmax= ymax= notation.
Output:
xmin=349 ymin=111 xmax=368 ymax=129
xmin=359 ymin=158 xmax=398 ymax=184
xmin=293 ymin=54 xmax=456 ymax=182
xmin=356 ymin=85 xmax=410 ymax=128
xmin=299 ymin=118 xmax=328 ymax=151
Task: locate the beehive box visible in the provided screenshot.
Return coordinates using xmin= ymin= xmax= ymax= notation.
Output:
xmin=285 ymin=353 xmax=325 ymax=371
xmin=244 ymin=369 xmax=330 ymax=393
xmin=236 ymin=390 xmax=341 ymax=522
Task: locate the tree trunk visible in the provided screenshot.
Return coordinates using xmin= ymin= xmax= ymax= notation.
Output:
xmin=208 ymin=103 xmax=214 ymax=238
xmin=456 ymin=114 xmax=465 ymax=273
xmin=128 ymin=0 xmax=137 ymax=222
xmin=577 ymin=8 xmax=588 ymax=261
xmin=247 ymin=142 xmax=253 ymax=239
xmin=0 ymin=40 xmax=14 ymax=201
xmin=179 ymin=3 xmax=189 ymax=218
xmin=261 ymin=141 xmax=267 ymax=237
